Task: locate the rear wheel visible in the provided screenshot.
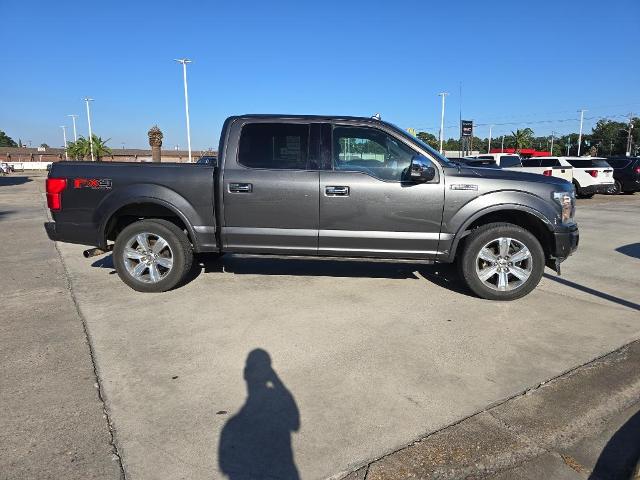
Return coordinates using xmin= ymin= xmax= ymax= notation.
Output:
xmin=113 ymin=219 xmax=193 ymax=292
xmin=609 ymin=180 xmax=622 ymax=195
xmin=458 ymin=223 xmax=545 ymax=301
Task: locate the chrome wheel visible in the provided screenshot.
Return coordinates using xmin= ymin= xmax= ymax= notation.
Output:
xmin=123 ymin=232 xmax=173 ymax=284
xmin=475 ymin=237 xmax=532 ymax=292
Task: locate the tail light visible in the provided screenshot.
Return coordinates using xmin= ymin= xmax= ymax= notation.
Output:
xmin=46 ymin=178 xmax=67 ymax=211
xmin=586 ymin=169 xmax=598 ymax=178
xmin=543 ymin=170 xmax=552 ymax=176
xmin=635 ymin=166 xmax=640 ymax=174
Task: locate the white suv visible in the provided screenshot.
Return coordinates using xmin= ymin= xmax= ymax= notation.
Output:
xmin=537 ymin=157 xmax=613 ymax=198
xmin=468 ymin=153 xmax=573 ymax=182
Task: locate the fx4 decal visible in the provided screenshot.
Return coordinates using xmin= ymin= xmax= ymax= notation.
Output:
xmin=74 ymin=178 xmax=112 ymax=190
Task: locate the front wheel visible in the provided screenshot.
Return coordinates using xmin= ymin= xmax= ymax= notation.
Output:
xmin=113 ymin=219 xmax=193 ymax=292
xmin=458 ymin=223 xmax=545 ymax=301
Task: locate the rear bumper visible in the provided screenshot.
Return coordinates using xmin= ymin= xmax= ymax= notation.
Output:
xmin=578 ymin=183 xmax=613 ymax=195
xmin=551 ymin=225 xmax=579 ymax=261
xmin=44 ymin=221 xmax=102 ymax=247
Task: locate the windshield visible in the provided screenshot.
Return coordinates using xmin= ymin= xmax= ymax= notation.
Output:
xmin=383 ymin=121 xmax=456 ymax=166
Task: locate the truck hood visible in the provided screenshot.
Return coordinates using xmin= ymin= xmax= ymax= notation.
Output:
xmin=450 ymin=165 xmax=571 ymax=188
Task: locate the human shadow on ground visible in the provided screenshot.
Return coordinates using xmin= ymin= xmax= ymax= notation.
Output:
xmin=0 ymin=176 xmax=33 ymax=187
xmin=218 ymin=349 xmax=300 ymax=480
xmin=542 ymin=273 xmax=640 ymax=312
xmin=616 ymin=243 xmax=640 ymax=260
xmin=589 ymin=409 xmax=640 ymax=480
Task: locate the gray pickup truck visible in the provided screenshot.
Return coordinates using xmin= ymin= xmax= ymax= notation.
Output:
xmin=45 ymin=114 xmax=578 ymax=300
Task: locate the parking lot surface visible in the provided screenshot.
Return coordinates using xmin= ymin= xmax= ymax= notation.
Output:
xmin=3 ymin=174 xmax=640 ymax=479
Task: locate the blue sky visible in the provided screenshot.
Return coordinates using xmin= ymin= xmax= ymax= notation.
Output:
xmin=2 ymin=0 xmax=639 ymax=149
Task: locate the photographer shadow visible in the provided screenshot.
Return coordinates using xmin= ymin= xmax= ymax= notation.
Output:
xmin=218 ymin=349 xmax=300 ymax=480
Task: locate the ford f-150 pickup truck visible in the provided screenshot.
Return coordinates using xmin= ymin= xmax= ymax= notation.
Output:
xmin=44 ymin=114 xmax=579 ymax=300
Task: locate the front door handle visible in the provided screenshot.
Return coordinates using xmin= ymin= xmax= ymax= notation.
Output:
xmin=228 ymin=183 xmax=253 ymax=193
xmin=325 ymin=186 xmax=350 ymax=196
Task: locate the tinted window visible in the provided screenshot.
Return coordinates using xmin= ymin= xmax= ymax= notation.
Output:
xmin=521 ymin=159 xmax=540 ymax=167
xmin=567 ymin=159 xmax=611 ymax=168
xmin=333 ymin=126 xmax=420 ymax=181
xmin=606 ymin=159 xmax=630 ymax=169
xmin=238 ymin=123 xmax=309 ymax=169
xmin=500 ymin=155 xmax=522 ymax=168
xmin=539 ymin=158 xmax=561 ymax=167
xmin=477 ymin=155 xmax=494 ymax=160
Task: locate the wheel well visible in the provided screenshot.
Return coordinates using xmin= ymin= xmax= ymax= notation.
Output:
xmin=104 ymin=203 xmax=191 ymax=244
xmin=455 ymin=210 xmax=553 ymax=259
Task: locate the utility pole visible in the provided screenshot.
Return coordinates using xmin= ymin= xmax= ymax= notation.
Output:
xmin=175 ymin=58 xmax=193 ymax=163
xmin=550 ymin=131 xmax=555 ymax=155
xmin=567 ymin=136 xmax=571 ymax=156
xmin=437 ymin=92 xmax=449 ymax=154
xmin=83 ymin=98 xmax=95 ymax=161
xmin=577 ymin=109 xmax=587 ymax=156
xmin=60 ymin=126 xmax=68 ymax=160
xmin=501 ymin=135 xmax=504 ymax=153
xmin=626 ymin=114 xmax=634 ymax=157
xmin=487 ymin=125 xmax=493 ymax=153
xmin=67 ymin=114 xmax=78 ymax=142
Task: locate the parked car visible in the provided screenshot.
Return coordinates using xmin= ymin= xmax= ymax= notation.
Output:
xmin=467 ymin=153 xmax=573 ymax=182
xmin=454 ymin=157 xmax=501 ymax=169
xmin=196 ymin=155 xmax=217 ymax=166
xmin=604 ymin=156 xmax=640 ymax=194
xmin=44 ymin=114 xmax=578 ymax=300
xmin=541 ymin=157 xmax=614 ymax=198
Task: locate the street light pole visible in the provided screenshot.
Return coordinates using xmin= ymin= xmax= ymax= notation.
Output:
xmin=577 ymin=109 xmax=587 ymax=156
xmin=67 ymin=114 xmax=78 ymax=142
xmin=626 ymin=114 xmax=634 ymax=157
xmin=487 ymin=125 xmax=493 ymax=153
xmin=501 ymin=135 xmax=505 ymax=153
xmin=60 ymin=126 xmax=68 ymax=160
xmin=83 ymin=98 xmax=95 ymax=161
xmin=550 ymin=131 xmax=555 ymax=155
xmin=175 ymin=58 xmax=193 ymax=163
xmin=437 ymin=92 xmax=449 ymax=154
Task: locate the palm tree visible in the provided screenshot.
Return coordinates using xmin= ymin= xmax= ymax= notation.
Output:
xmin=66 ymin=135 xmax=112 ymax=161
xmin=510 ymin=128 xmax=534 ymax=151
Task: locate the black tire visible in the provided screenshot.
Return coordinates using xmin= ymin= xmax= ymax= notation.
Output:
xmin=573 ymin=181 xmax=593 ymax=199
xmin=113 ymin=219 xmax=193 ymax=293
xmin=458 ymin=222 xmax=545 ymax=301
xmin=609 ymin=180 xmax=622 ymax=195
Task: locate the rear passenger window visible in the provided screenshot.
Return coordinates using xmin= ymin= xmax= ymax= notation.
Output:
xmin=238 ymin=123 xmax=309 ymax=169
xmin=500 ymin=155 xmax=522 ymax=168
xmin=539 ymin=159 xmax=561 ymax=167
xmin=521 ymin=159 xmax=540 ymax=167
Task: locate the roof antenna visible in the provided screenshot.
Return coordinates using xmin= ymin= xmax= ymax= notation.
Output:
xmin=372 ymin=113 xmax=381 ymax=120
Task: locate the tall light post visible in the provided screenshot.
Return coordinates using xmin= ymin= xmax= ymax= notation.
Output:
xmin=577 ymin=109 xmax=587 ymax=156
xmin=550 ymin=131 xmax=555 ymax=155
xmin=60 ymin=125 xmax=68 ymax=160
xmin=487 ymin=125 xmax=493 ymax=153
xmin=501 ymin=135 xmax=505 ymax=153
xmin=67 ymin=114 xmax=78 ymax=142
xmin=175 ymin=58 xmax=193 ymax=163
xmin=83 ymin=98 xmax=95 ymax=161
xmin=437 ymin=92 xmax=449 ymax=153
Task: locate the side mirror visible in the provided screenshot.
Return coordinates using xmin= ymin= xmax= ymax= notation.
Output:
xmin=410 ymin=155 xmax=436 ymax=183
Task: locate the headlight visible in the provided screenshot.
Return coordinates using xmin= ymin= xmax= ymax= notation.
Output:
xmin=553 ymin=191 xmax=575 ymax=224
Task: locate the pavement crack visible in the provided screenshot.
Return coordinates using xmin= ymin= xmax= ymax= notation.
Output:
xmin=43 ymin=186 xmax=126 ymax=479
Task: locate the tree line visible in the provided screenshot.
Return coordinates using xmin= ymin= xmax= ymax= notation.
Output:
xmin=416 ymin=117 xmax=639 ymax=157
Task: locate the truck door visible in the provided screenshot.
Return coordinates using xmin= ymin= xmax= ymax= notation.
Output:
xmin=319 ymin=124 xmax=445 ymax=259
xmin=222 ymin=121 xmax=320 ymax=254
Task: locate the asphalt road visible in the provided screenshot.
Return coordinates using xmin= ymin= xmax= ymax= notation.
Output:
xmin=2 ymin=174 xmax=639 ymax=479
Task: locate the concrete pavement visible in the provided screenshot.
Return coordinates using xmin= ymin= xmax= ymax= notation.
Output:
xmin=0 ymin=174 xmax=122 ymax=479
xmin=2 ymin=174 xmax=639 ymax=479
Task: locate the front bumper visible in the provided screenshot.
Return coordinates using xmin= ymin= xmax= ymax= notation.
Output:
xmin=552 ymin=224 xmax=579 ymax=260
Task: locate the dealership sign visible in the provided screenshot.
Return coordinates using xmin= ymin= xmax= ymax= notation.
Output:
xmin=461 ymin=120 xmax=473 ymax=137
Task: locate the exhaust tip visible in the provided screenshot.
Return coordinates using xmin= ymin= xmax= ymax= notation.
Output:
xmin=83 ymin=245 xmax=112 ymax=258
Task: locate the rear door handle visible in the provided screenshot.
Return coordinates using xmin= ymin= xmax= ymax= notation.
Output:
xmin=228 ymin=183 xmax=253 ymax=193
xmin=325 ymin=186 xmax=350 ymax=196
